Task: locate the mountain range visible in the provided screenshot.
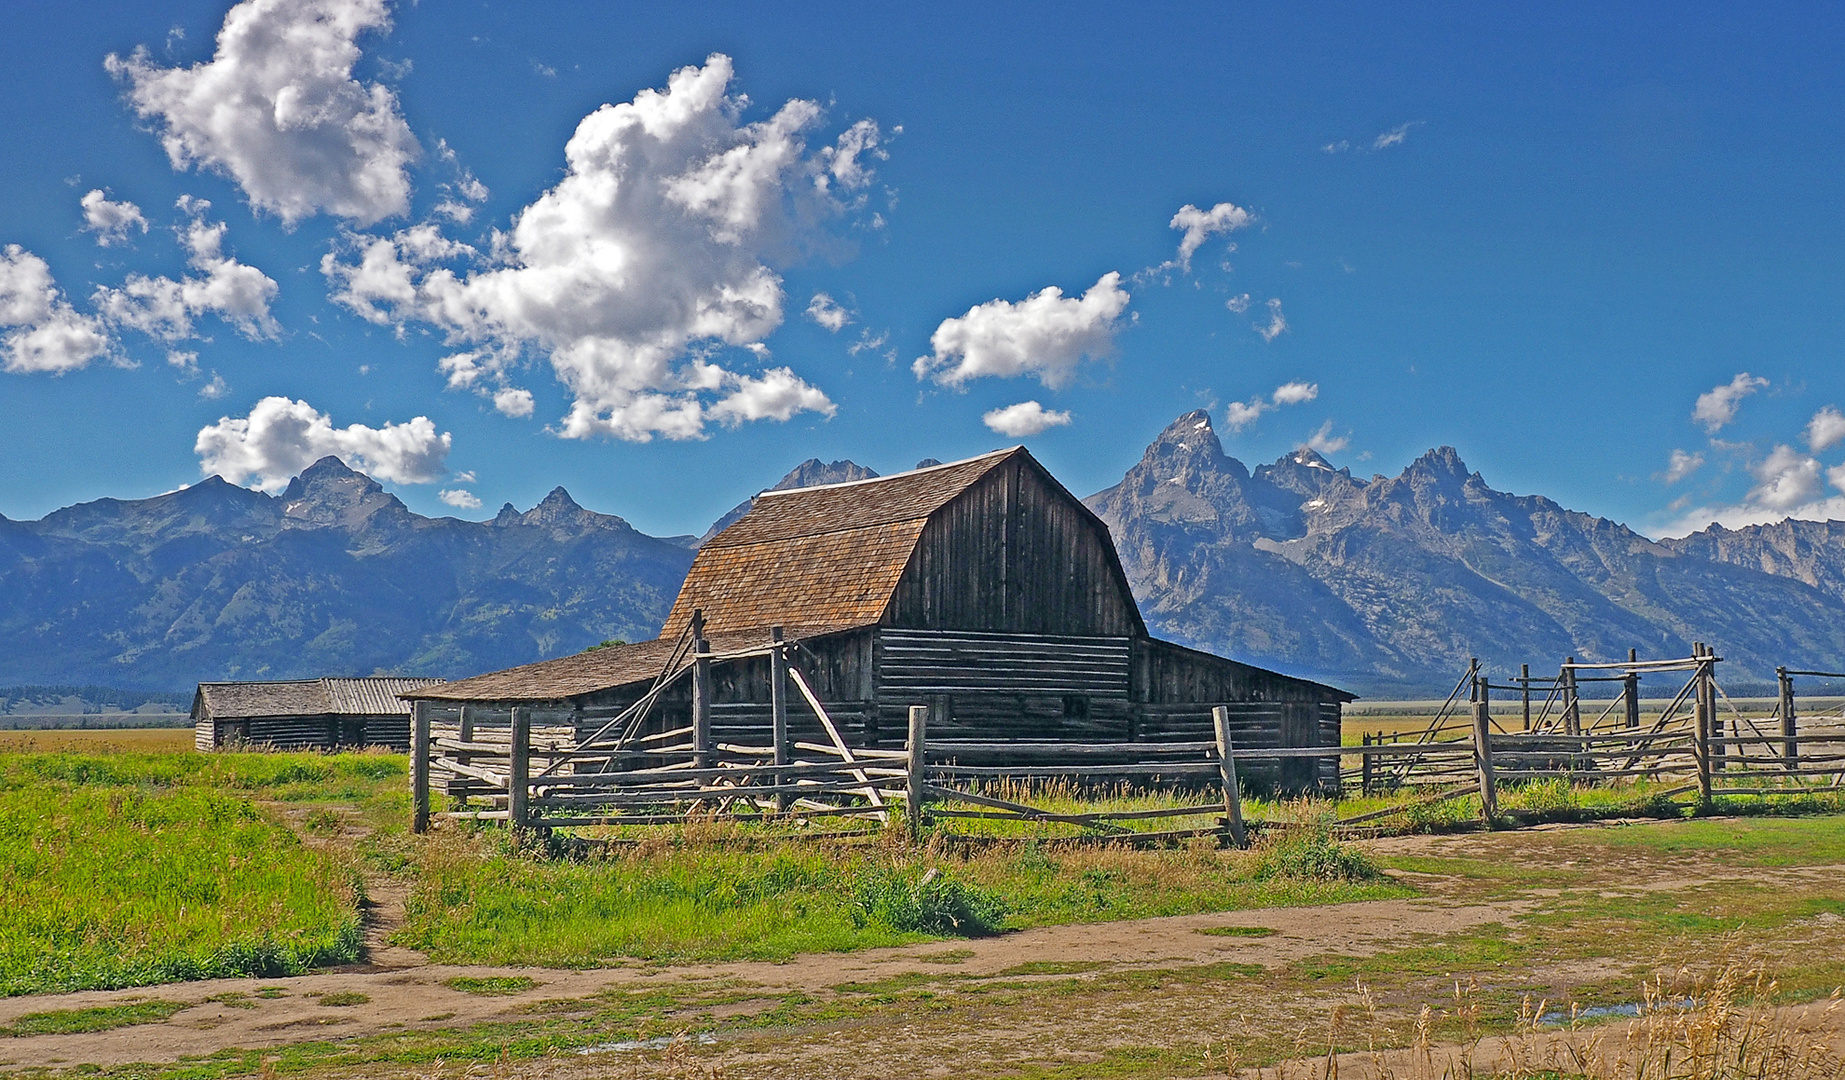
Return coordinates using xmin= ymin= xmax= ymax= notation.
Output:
xmin=0 ymin=457 xmax=692 ymax=688
xmin=7 ymin=415 xmax=1845 ymax=695
xmin=1086 ymin=411 xmax=1845 ymax=694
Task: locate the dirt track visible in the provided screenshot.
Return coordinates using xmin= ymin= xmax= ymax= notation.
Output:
xmin=4 ymin=821 xmax=1844 ymax=1076
xmin=0 ymin=894 xmax=1522 ymax=1069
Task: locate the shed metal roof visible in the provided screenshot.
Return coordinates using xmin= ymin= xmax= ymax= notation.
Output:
xmin=195 ymin=676 xmax=445 ymax=720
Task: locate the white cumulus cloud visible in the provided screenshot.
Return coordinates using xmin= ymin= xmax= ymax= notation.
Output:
xmin=914 ymin=272 xmax=1130 ymax=389
xmin=1660 ymin=444 xmax=1845 ymax=536
xmin=1271 ymin=380 xmax=1318 ymax=406
xmin=492 ymin=387 xmax=535 ymax=418
xmin=195 ymin=395 xmax=451 ymax=491
xmin=80 ymin=190 xmax=148 ymax=246
xmin=1662 ymin=448 xmax=1705 ymax=484
xmin=93 ymin=198 xmax=279 ymax=341
xmin=0 ymin=245 xmax=115 ymax=373
xmin=106 ymin=0 xmax=418 ymax=225
xmin=321 ymin=54 xmax=880 ymax=440
xmin=439 ymin=488 xmax=482 ymax=510
xmin=1804 ymin=406 xmax=1845 ymax=452
xmin=805 ymin=292 xmax=850 ymax=332
xmin=1374 ymin=122 xmax=1418 ymax=150
xmin=982 ymin=400 xmax=1071 ymax=437
xmin=1223 ymin=380 xmax=1320 ymax=432
xmin=1692 ymin=372 xmax=1768 ymax=433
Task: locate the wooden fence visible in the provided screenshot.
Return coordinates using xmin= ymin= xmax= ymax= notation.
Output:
xmin=408 ymin=642 xmax=1845 ymax=846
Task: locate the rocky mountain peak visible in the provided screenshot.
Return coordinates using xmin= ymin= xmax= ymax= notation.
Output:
xmin=1254 ymin=447 xmax=1363 ymax=505
xmin=493 ymin=503 xmax=521 ymax=526
xmin=519 ymin=486 xmax=631 ymax=531
xmin=700 ymin=458 xmax=880 ymax=544
xmin=1135 ymin=410 xmax=1248 ymax=487
xmin=776 ymin=458 xmax=879 ymax=490
xmin=280 ymin=456 xmax=407 ymax=530
xmin=1406 ymin=446 xmax=1474 ymax=484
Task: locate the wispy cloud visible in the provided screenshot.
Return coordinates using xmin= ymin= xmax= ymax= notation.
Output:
xmin=1662 ymin=448 xmax=1704 ymax=484
xmin=1303 ymin=419 xmax=1349 ymax=456
xmin=1373 ymin=121 xmax=1421 ymax=150
xmin=805 ymin=292 xmax=851 ymax=332
xmin=1692 ymin=372 xmax=1768 ymax=433
xmin=1223 ymin=380 xmax=1319 ymax=432
xmin=1257 ymin=298 xmax=1287 ymax=342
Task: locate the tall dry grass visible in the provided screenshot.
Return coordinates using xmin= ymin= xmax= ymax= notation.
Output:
xmin=1223 ymin=956 xmax=1845 ymax=1080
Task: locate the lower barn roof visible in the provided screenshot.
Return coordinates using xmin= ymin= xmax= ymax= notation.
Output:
xmin=407 ymin=624 xmax=868 ymax=703
xmin=408 ymin=626 xmax=1354 ymax=705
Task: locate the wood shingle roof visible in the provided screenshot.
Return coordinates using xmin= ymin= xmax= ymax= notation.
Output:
xmin=409 ymin=626 xmax=849 ymax=703
xmin=661 ymin=448 xmax=1020 ymax=638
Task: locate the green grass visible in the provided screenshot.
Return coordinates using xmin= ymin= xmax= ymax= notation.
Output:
xmin=0 ymin=751 xmax=392 ymax=996
xmin=396 ymin=831 xmax=1409 ymax=967
xmin=0 ymin=999 xmax=189 ymax=1037
xmin=442 ymin=976 xmax=539 ymax=995
xmin=316 ymin=991 xmax=370 ymax=1006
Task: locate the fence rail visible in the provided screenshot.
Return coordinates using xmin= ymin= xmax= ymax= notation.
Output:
xmin=409 ymin=641 xmax=1845 ymax=846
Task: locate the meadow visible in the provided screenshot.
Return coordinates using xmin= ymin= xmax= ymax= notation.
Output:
xmin=3 ymin=734 xmax=1842 ymax=1006
xmin=0 ymin=749 xmax=395 ymax=996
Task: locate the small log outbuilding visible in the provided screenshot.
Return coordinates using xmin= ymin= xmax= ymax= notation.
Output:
xmin=412 ymin=448 xmax=1352 ymax=791
xmin=193 ymin=676 xmax=445 ymax=751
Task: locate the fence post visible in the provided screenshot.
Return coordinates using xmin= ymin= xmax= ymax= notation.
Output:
xmin=906 ymin=704 xmax=929 ymax=843
xmin=1701 ymin=643 xmax=1725 ymax=772
xmin=1778 ymin=665 xmax=1798 ymax=772
xmin=509 ymin=706 xmax=530 ymax=833
xmin=1693 ymin=645 xmax=1713 ymax=811
xmin=691 ymin=609 xmax=713 ymax=770
xmin=1563 ymin=657 xmax=1580 ymax=736
xmin=1625 ymin=650 xmax=1641 ymax=730
xmin=411 ymin=699 xmax=431 ymax=834
xmin=1472 ymin=676 xmax=1498 ymax=822
xmin=770 ymin=626 xmax=789 ymax=811
xmin=1520 ymin=664 xmax=1532 ymax=732
xmin=1361 ymin=731 xmax=1374 ymax=796
xmin=1211 ymin=705 xmax=1248 ymax=848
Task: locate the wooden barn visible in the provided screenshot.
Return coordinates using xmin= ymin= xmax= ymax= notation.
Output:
xmin=411 ymin=448 xmax=1352 ymax=792
xmin=193 ymin=676 xmax=445 ymax=751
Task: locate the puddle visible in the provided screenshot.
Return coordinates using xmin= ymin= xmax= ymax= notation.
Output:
xmin=1538 ymin=1000 xmax=1695 ymax=1027
xmin=578 ymin=1032 xmax=718 ymax=1054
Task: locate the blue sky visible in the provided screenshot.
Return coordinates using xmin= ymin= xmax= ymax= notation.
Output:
xmin=1 ymin=1 xmax=1841 ymax=539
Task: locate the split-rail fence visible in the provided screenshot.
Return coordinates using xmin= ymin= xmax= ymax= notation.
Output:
xmin=409 ymin=641 xmax=1845 ymax=846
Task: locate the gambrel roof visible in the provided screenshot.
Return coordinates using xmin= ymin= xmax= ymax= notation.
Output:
xmin=417 ymin=447 xmax=1163 ymax=704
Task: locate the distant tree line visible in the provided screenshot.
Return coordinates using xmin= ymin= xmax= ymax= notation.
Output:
xmin=0 ymin=685 xmax=192 ymax=714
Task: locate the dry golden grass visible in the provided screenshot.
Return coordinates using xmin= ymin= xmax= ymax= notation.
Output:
xmin=1227 ymin=953 xmax=1845 ymax=1080
xmin=0 ymin=727 xmax=195 ymax=753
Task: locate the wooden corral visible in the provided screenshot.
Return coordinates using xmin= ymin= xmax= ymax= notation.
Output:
xmin=410 ymin=447 xmax=1351 ymax=798
xmin=192 ymin=676 xmax=444 ymax=751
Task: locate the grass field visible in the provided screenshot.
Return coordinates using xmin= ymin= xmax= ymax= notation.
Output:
xmin=396 ymin=826 xmax=1404 ymax=966
xmin=0 ymin=728 xmax=196 ymax=752
xmin=3 ymin=735 xmax=1842 ymax=1006
xmin=0 ymin=750 xmax=398 ymax=995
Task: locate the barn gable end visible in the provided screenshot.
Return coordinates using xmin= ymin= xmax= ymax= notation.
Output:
xmin=885 ymin=451 xmax=1144 ymax=636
